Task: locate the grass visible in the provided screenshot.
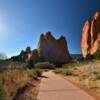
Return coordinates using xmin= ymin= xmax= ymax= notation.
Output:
xmin=34 ymin=62 xmax=55 ymax=69
xmin=54 ymin=68 xmax=72 ymax=76
xmin=0 ymin=84 xmax=8 ymax=100
xmin=0 ymin=68 xmax=42 ymax=100
xmin=54 ymin=60 xmax=100 ymax=96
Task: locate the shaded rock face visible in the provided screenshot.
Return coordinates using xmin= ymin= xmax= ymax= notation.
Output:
xmin=10 ymin=32 xmax=71 ymax=65
xmin=10 ymin=47 xmax=39 ymax=63
xmin=20 ymin=48 xmax=39 ymax=63
xmin=81 ymin=12 xmax=100 ymax=58
xmin=38 ymin=32 xmax=71 ymax=63
xmin=29 ymin=49 xmax=39 ymax=62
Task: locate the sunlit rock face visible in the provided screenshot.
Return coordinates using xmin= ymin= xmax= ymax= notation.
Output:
xmin=81 ymin=12 xmax=100 ymax=58
xmin=20 ymin=48 xmax=39 ymax=63
xmin=81 ymin=18 xmax=91 ymax=58
xmin=38 ymin=32 xmax=71 ymax=63
xmin=10 ymin=47 xmax=39 ymax=63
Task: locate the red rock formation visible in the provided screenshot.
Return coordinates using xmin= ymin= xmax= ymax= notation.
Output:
xmin=81 ymin=12 xmax=100 ymax=58
xmin=29 ymin=49 xmax=39 ymax=62
xmin=81 ymin=18 xmax=91 ymax=58
xmin=10 ymin=32 xmax=71 ymax=64
xmin=20 ymin=48 xmax=39 ymax=63
xmin=38 ymin=32 xmax=71 ymax=63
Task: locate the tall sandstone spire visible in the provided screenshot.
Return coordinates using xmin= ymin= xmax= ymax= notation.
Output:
xmin=81 ymin=12 xmax=100 ymax=58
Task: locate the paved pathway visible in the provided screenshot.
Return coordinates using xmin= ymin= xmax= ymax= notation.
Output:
xmin=37 ymin=71 xmax=96 ymax=100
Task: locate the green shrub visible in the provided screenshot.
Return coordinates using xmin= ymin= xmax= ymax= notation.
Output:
xmin=34 ymin=62 xmax=55 ymax=69
xmin=54 ymin=68 xmax=72 ymax=76
xmin=65 ymin=70 xmax=72 ymax=75
xmin=61 ymin=69 xmax=72 ymax=76
xmin=25 ymin=69 xmax=35 ymax=78
xmin=54 ymin=69 xmax=62 ymax=74
xmin=34 ymin=69 xmax=42 ymax=77
xmin=94 ymin=52 xmax=100 ymax=60
xmin=26 ymin=68 xmax=43 ymax=79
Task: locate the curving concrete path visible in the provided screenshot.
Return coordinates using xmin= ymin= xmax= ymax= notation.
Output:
xmin=37 ymin=71 xmax=96 ymax=100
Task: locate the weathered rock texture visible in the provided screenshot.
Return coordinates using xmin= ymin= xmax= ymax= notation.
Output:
xmin=38 ymin=32 xmax=71 ymax=63
xmin=10 ymin=47 xmax=39 ymax=63
xmin=10 ymin=32 xmax=71 ymax=64
xmin=81 ymin=12 xmax=100 ymax=58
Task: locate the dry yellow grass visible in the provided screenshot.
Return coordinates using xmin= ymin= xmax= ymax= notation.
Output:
xmin=66 ymin=60 xmax=100 ymax=96
xmin=0 ymin=69 xmax=42 ymax=100
xmin=54 ymin=60 xmax=100 ymax=97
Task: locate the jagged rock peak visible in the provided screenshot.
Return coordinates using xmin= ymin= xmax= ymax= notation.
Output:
xmin=40 ymin=32 xmax=56 ymax=41
xmin=38 ymin=32 xmax=71 ymax=63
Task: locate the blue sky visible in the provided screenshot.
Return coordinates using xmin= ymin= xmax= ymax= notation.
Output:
xmin=0 ymin=0 xmax=100 ymax=57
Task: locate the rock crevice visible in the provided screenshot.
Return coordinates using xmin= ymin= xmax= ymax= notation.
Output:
xmin=81 ymin=12 xmax=100 ymax=58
